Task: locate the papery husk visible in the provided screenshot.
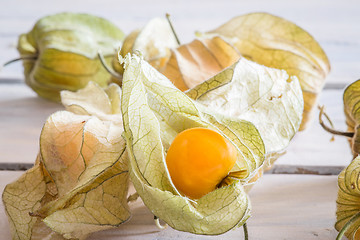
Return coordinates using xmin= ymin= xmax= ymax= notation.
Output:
xmin=186 ymin=57 xmax=304 ymax=173
xmin=112 ymin=17 xmax=179 ymax=84
xmin=2 ymin=83 xmax=130 ymax=240
xmin=161 ymin=36 xmax=240 ymax=91
xmin=343 ymin=79 xmax=360 ymax=157
xmin=204 ymin=12 xmax=330 ymax=130
xmin=335 ymin=155 xmax=360 ymax=239
xmin=121 ymin=54 xmax=266 ymax=234
xmin=18 ymin=12 xmax=124 ymax=102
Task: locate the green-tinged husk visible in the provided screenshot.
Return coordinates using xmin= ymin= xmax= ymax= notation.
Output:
xmin=343 ymin=79 xmax=360 ymax=157
xmin=336 ymin=155 xmax=360 ymax=239
xmin=120 ymin=53 xmax=303 ymax=234
xmin=121 ymin=54 xmax=261 ymax=234
xmin=17 ymin=12 xmax=124 ymax=101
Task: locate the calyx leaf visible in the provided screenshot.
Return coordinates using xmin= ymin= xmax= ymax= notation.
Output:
xmin=161 ymin=36 xmax=240 ymax=91
xmin=343 ymin=79 xmax=360 ymax=157
xmin=121 ymin=54 xmax=266 ymax=234
xmin=2 ymin=158 xmax=47 ymax=240
xmin=336 ymin=155 xmax=360 ymax=239
xmin=186 ymin=57 xmax=304 ymax=168
xmin=18 ymin=12 xmax=124 ymax=101
xmin=3 ymin=13 xmax=310 ymax=238
xmin=3 ymin=83 xmax=130 ymax=240
xmin=204 ymin=12 xmax=330 ymax=130
xmin=113 ymin=17 xmax=179 ymax=81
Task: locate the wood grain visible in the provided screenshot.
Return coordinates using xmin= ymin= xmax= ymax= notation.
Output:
xmin=1 ymin=0 xmax=360 ymax=84
xmin=0 ymin=171 xmax=338 ymax=240
xmin=0 ymin=84 xmax=352 ymax=167
xmin=0 ymin=1 xmax=358 ymax=238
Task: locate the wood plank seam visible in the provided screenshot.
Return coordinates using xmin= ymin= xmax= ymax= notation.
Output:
xmin=0 ymin=163 xmax=345 ymax=175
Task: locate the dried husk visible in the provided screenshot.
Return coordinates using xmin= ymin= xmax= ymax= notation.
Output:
xmin=160 ymin=36 xmax=240 ymax=91
xmin=112 ymin=17 xmax=179 ymax=84
xmin=2 ymin=83 xmax=130 ymax=240
xmin=121 ymin=53 xmax=303 ymax=234
xmin=204 ymin=12 xmax=330 ymax=130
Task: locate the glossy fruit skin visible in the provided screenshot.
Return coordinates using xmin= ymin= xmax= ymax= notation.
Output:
xmin=166 ymin=128 xmax=237 ymax=199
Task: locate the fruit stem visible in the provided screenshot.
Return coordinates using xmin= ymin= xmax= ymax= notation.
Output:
xmin=1 ymin=55 xmax=37 ymax=72
xmin=97 ymin=51 xmax=122 ymax=81
xmin=154 ymin=216 xmax=168 ymax=230
xmin=243 ymin=223 xmax=249 ymax=240
xmin=127 ymin=192 xmax=139 ymax=203
xmin=336 ymin=211 xmax=360 ymax=240
xmin=319 ymin=105 xmax=354 ymax=138
xmin=166 ymin=13 xmax=181 ymax=45
xmin=29 ymin=211 xmax=45 ymax=219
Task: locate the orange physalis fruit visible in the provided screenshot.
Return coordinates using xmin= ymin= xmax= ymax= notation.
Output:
xmin=166 ymin=128 xmax=237 ymax=199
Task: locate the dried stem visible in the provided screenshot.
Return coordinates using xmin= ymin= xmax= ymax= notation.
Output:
xmin=166 ymin=13 xmax=181 ymax=45
xmin=218 ymin=169 xmax=247 ymax=188
xmin=154 ymin=216 xmax=168 ymax=230
xmin=3 ymin=55 xmax=37 ymax=67
xmin=29 ymin=211 xmax=45 ymax=219
xmin=243 ymin=223 xmax=249 ymax=240
xmin=336 ymin=211 xmax=360 ymax=240
xmin=127 ymin=192 xmax=139 ymax=203
xmin=97 ymin=51 xmax=122 ymax=81
xmin=318 ymin=105 xmax=354 ymax=138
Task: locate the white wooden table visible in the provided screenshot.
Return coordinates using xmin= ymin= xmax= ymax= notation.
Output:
xmin=1 ymin=0 xmax=359 ymax=239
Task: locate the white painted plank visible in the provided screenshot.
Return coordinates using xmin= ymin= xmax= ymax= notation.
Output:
xmin=0 ymin=0 xmax=360 ymax=84
xmin=0 ymin=1 xmax=354 ymax=239
xmin=276 ymin=89 xmax=353 ymax=167
xmin=0 ymin=84 xmax=63 ymax=164
xmin=1 ymin=0 xmax=359 ymax=41
xmin=2 ymin=39 xmax=359 ymax=87
xmin=0 ymin=172 xmax=339 ymax=239
xmin=0 ymin=83 xmax=352 ymax=167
